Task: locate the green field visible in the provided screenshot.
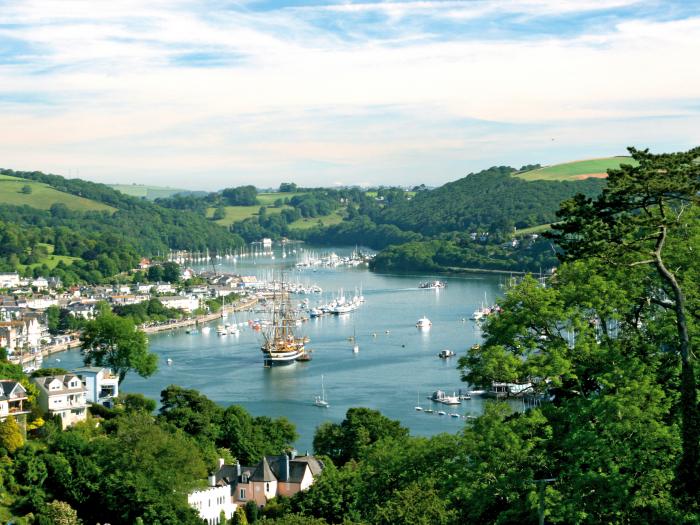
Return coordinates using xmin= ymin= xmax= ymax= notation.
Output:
xmin=110 ymin=184 xmax=194 ymax=200
xmin=257 ymin=191 xmax=307 ymax=205
xmin=16 ymin=243 xmax=81 ymax=271
xmin=288 ymin=209 xmax=345 ymax=230
xmin=0 ymin=176 xmax=115 ymax=212
xmin=514 ymin=224 xmax=552 ymax=236
xmin=206 ymin=204 xmax=287 ymax=226
xmin=516 ymin=157 xmax=638 ymax=181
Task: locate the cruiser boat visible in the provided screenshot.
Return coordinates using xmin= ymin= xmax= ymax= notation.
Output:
xmin=419 ymin=280 xmax=446 ymax=289
xmin=216 ymin=325 xmax=227 ymax=336
xmin=430 ymin=390 xmax=461 ymax=405
xmin=261 ymin=286 xmax=307 ymax=366
xmin=438 ymin=349 xmax=456 ymax=358
xmin=416 ymin=316 xmax=432 ymax=329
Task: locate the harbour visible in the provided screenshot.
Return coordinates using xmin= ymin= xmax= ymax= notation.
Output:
xmin=48 ymin=245 xmax=516 ymax=452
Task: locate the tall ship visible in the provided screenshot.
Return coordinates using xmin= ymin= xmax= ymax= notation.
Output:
xmin=261 ymin=286 xmax=308 ymax=366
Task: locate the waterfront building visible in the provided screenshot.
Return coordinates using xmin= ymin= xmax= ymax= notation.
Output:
xmin=32 ymin=374 xmax=88 ymax=429
xmin=188 ymin=458 xmax=239 ymax=525
xmin=158 ymin=295 xmax=199 ymax=313
xmin=73 ymin=367 xmax=119 ymax=407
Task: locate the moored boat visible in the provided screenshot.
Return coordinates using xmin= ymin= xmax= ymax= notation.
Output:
xmin=416 ymin=316 xmax=432 ymax=329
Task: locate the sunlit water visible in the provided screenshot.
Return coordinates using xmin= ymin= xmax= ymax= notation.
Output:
xmin=51 ymin=246 xmax=516 ymax=451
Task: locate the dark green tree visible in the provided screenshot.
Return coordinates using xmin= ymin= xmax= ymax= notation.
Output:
xmin=80 ymin=311 xmax=157 ymax=384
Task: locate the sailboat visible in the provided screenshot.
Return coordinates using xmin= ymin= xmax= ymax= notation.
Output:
xmin=314 ymin=375 xmax=329 ymax=407
xmin=414 ymin=391 xmax=423 ymax=411
xmin=260 ymin=283 xmax=307 ymax=366
xmin=351 ymin=326 xmax=359 ymax=353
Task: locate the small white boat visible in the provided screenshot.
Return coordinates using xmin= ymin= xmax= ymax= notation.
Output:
xmin=416 ymin=316 xmax=432 ymax=329
xmin=166 ymin=358 xmax=173 ymax=366
xmin=438 ymin=349 xmax=456 ymax=359
xmin=450 ymin=413 xmax=460 ymax=418
xmin=424 ymin=408 xmax=434 ymax=414
xmin=314 ymin=375 xmax=329 ymax=408
xmin=216 ymin=325 xmax=227 ymax=336
xmin=414 ymin=391 xmax=423 ymax=411
xmin=201 ymin=326 xmax=211 ymax=334
xmin=228 ymin=324 xmax=240 ymax=335
xmin=437 ymin=410 xmax=447 ymax=416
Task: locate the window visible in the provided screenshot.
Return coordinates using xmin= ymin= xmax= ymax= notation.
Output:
xmin=239 ymin=488 xmax=246 ymax=499
xmin=266 ymin=482 xmax=270 ymax=492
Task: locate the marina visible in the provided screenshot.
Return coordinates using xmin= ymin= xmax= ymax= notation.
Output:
xmin=48 ymin=245 xmax=519 ymax=451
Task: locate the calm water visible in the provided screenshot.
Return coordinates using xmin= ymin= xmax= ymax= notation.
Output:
xmin=52 ymin=246 xmax=507 ymax=451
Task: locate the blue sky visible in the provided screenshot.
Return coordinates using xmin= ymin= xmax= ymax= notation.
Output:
xmin=0 ymin=0 xmax=699 ymax=189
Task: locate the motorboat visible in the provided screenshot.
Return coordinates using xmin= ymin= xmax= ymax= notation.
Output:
xmin=419 ymin=280 xmax=446 ymax=289
xmin=430 ymin=390 xmax=461 ymax=405
xmin=416 ymin=316 xmax=432 ymax=329
xmin=216 ymin=325 xmax=227 ymax=336
xmin=437 ymin=349 xmax=456 ymax=358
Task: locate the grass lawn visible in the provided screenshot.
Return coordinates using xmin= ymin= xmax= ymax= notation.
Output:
xmin=288 ymin=209 xmax=345 ymax=230
xmin=16 ymin=243 xmax=81 ymax=271
xmin=0 ymin=178 xmax=115 ymax=212
xmin=257 ymin=192 xmax=306 ymax=205
xmin=516 ymin=157 xmax=638 ymax=181
xmin=206 ymin=204 xmax=287 ymax=226
xmin=514 ymin=224 xmax=552 ymax=236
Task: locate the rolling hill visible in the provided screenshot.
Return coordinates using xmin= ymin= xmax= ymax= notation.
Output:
xmin=110 ymin=183 xmax=204 ymax=200
xmin=0 ymin=174 xmax=115 ymax=212
xmin=516 ymin=156 xmax=638 ymax=181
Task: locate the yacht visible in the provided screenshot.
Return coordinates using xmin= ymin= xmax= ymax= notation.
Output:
xmin=430 ymin=390 xmax=461 ymax=405
xmin=437 ymin=349 xmax=456 ymax=358
xmin=216 ymin=325 xmax=227 ymax=336
xmin=416 ymin=316 xmax=432 ymax=329
xmin=419 ymin=280 xmax=446 ymax=289
xmin=314 ymin=375 xmax=329 ymax=407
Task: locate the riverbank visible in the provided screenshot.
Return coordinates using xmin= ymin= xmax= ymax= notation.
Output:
xmin=140 ymin=296 xmax=259 ymax=334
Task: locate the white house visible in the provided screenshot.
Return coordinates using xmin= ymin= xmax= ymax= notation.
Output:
xmin=188 ymin=458 xmax=238 ymax=525
xmin=32 ymin=277 xmax=49 ymax=290
xmin=32 ymin=374 xmax=88 ymax=429
xmin=134 ymin=283 xmax=154 ymax=294
xmin=25 ymin=296 xmax=59 ymax=310
xmin=109 ymin=294 xmax=149 ymax=306
xmin=73 ymin=367 xmax=119 ymax=407
xmin=0 ymin=380 xmax=30 ymax=422
xmin=0 ymin=273 xmax=20 ymax=289
xmin=159 ymin=295 xmax=199 ymax=313
xmin=154 ymin=282 xmax=175 ymax=294
xmin=0 ymin=316 xmax=45 ymax=351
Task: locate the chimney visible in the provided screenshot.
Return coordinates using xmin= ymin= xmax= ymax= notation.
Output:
xmin=218 ymin=457 xmax=225 ymax=469
xmin=236 ymin=462 xmax=241 ymax=478
xmin=208 ymin=473 xmax=216 ymax=487
xmin=282 ymin=454 xmax=290 ymax=482
xmin=290 ymin=449 xmax=297 ymax=460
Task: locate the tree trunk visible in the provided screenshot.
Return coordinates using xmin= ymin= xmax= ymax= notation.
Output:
xmin=654 ymin=226 xmax=699 ymax=498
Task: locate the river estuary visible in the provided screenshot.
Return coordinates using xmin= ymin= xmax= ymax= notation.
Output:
xmin=51 ymin=246 xmax=507 ymax=452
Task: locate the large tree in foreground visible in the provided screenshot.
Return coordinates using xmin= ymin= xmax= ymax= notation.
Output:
xmin=549 ymin=146 xmax=700 ymax=498
xmin=81 ymin=311 xmax=157 ymax=384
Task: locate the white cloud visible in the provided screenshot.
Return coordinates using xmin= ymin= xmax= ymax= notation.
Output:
xmin=0 ymin=1 xmax=697 ymax=187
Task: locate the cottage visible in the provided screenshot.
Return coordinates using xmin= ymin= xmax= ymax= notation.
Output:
xmin=138 ymin=258 xmax=151 ymax=270
xmin=32 ymin=277 xmax=49 ymax=290
xmin=0 ymin=380 xmax=29 ymax=422
xmin=154 ymin=282 xmax=175 ymax=294
xmin=32 ymin=374 xmax=88 ymax=429
xmin=233 ymin=453 xmax=323 ymax=507
xmin=73 ymin=367 xmax=119 ymax=407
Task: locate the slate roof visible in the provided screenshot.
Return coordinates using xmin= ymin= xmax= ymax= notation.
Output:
xmin=33 ymin=374 xmax=86 ymax=395
xmin=251 ymin=456 xmax=276 ymax=482
xmin=0 ymin=380 xmax=27 ymax=401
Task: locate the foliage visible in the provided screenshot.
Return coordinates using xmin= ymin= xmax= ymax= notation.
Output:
xmin=222 ymin=185 xmax=258 ymax=206
xmin=0 ymin=416 xmax=24 ymax=454
xmin=80 ymin=311 xmax=157 ymax=384
xmin=37 ymin=500 xmax=82 ymax=525
xmin=313 ymin=408 xmax=409 ymax=466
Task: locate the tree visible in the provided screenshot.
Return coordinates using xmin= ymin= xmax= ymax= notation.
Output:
xmin=313 ymin=408 xmax=408 ymax=465
xmin=80 ymin=311 xmax=157 ymax=384
xmin=39 ymin=500 xmax=82 ymax=525
xmin=0 ymin=415 xmax=24 ymax=453
xmin=549 ymin=146 xmax=700 ymax=498
xmin=46 ymin=305 xmax=61 ymax=335
xmin=374 ymin=481 xmax=456 ymax=525
xmin=21 ymin=184 xmax=32 ymax=194
xmin=213 ymin=206 xmax=226 ymax=221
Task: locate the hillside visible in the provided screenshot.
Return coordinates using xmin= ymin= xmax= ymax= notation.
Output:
xmin=110 ymin=183 xmax=204 ymax=200
xmin=0 ymin=174 xmax=115 ymax=212
xmin=379 ymin=166 xmax=606 ymax=236
xmin=516 ymin=156 xmax=638 ymax=181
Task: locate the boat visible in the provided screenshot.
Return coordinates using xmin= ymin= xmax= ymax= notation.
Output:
xmin=201 ymin=326 xmax=211 ymax=334
xmin=437 ymin=410 xmax=447 ymax=416
xmin=351 ymin=326 xmax=359 ymax=353
xmin=416 ymin=316 xmax=432 ymax=329
xmin=216 ymin=325 xmax=227 ymax=336
xmin=314 ymin=375 xmax=329 ymax=407
xmin=414 ymin=391 xmax=423 ymax=411
xmin=450 ymin=413 xmax=460 ymax=418
xmin=437 ymin=349 xmax=456 ymax=358
xmin=430 ymin=390 xmax=461 ymax=405
xmin=296 ymin=352 xmax=312 ymax=362
xmin=424 ymin=408 xmax=434 ymax=414
xmin=228 ymin=324 xmax=240 ymax=335
xmin=166 ymin=358 xmax=173 ymax=366
xmin=261 ymin=285 xmax=307 ymax=366
xmin=419 ymin=280 xmax=446 ymax=289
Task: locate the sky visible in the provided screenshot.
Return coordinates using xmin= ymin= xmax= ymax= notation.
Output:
xmin=1 ymin=0 xmax=699 ymax=190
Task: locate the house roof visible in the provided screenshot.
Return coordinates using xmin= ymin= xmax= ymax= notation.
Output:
xmin=0 ymin=380 xmax=27 ymax=401
xmin=33 ymin=374 xmax=86 ymax=395
xmin=251 ymin=456 xmax=276 ymax=482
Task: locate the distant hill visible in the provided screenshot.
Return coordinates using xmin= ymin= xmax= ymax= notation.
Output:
xmin=0 ymin=173 xmax=115 ymax=212
xmin=110 ymin=183 xmax=205 ymax=200
xmin=516 ymin=156 xmax=638 ymax=181
xmin=379 ymin=166 xmax=606 ymax=236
